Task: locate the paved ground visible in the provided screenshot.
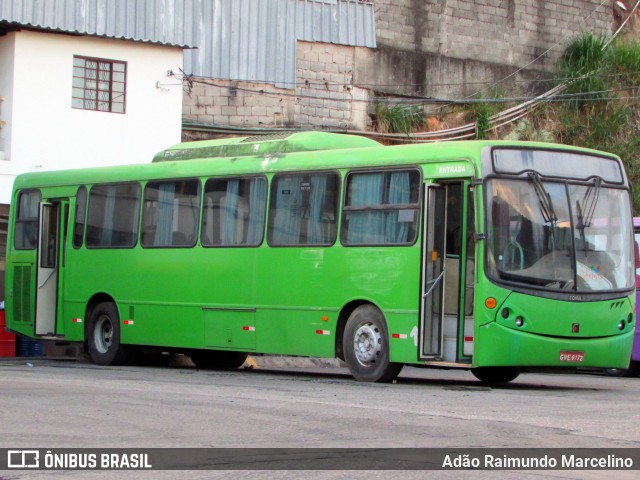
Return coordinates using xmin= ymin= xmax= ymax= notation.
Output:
xmin=0 ymin=356 xmax=638 ymax=480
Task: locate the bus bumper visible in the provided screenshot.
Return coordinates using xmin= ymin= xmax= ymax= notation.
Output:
xmin=474 ymin=322 xmax=634 ymax=369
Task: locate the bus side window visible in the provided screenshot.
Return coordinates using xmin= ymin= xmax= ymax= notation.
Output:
xmin=141 ymin=179 xmax=200 ymax=248
xmin=73 ymin=187 xmax=87 ymax=248
xmin=86 ymin=183 xmax=141 ymax=249
xmin=14 ymin=190 xmax=41 ymax=250
xmin=268 ymin=172 xmax=339 ymax=246
xmin=341 ymin=169 xmax=420 ymax=246
xmin=202 ymin=177 xmax=267 ymax=247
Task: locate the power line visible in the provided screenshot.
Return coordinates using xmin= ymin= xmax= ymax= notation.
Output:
xmin=189 ymin=76 xmax=640 ymax=106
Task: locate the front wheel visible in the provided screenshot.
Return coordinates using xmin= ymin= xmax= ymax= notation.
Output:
xmin=343 ymin=305 xmax=403 ymax=382
xmin=87 ymin=302 xmax=130 ymax=366
xmin=471 ymin=367 xmax=520 ymax=384
xmin=605 ymin=360 xmax=640 ymax=377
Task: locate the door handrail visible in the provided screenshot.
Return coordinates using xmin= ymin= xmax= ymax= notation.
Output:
xmin=38 ymin=269 xmax=56 ymax=289
xmin=423 ymin=269 xmax=445 ymax=298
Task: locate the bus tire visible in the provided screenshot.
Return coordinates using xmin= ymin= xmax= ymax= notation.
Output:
xmin=605 ymin=360 xmax=640 ymax=377
xmin=343 ymin=305 xmax=403 ymax=382
xmin=471 ymin=367 xmax=520 ymax=384
xmin=190 ymin=350 xmax=248 ymax=370
xmin=87 ymin=302 xmax=130 ymax=366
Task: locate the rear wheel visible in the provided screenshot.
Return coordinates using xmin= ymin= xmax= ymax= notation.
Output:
xmin=343 ymin=305 xmax=403 ymax=382
xmin=87 ymin=302 xmax=130 ymax=366
xmin=189 ymin=350 xmax=248 ymax=369
xmin=471 ymin=367 xmax=520 ymax=384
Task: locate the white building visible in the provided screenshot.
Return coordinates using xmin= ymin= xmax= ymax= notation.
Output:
xmin=0 ymin=32 xmax=187 ymax=203
xmin=0 ymin=0 xmax=193 ymax=297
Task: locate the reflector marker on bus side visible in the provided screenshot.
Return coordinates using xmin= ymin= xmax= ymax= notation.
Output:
xmin=464 ymin=336 xmax=473 ymax=342
xmin=123 ymin=320 xmax=134 ymax=325
xmin=315 ymin=330 xmax=330 ymax=335
xmin=71 ymin=318 xmax=82 ymax=323
xmin=391 ymin=333 xmax=407 ymax=339
xmin=243 ymin=326 xmax=255 ymax=331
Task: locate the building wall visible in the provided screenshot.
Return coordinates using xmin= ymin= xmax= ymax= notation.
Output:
xmin=183 ymin=0 xmax=618 ymax=132
xmin=295 ymin=41 xmax=370 ymax=130
xmin=182 ymin=41 xmax=371 ymax=132
xmin=183 ymin=78 xmax=296 ymax=129
xmin=0 ymin=32 xmax=15 ymax=167
xmin=367 ymin=0 xmax=614 ymax=98
xmin=0 ymin=30 xmax=184 ymax=204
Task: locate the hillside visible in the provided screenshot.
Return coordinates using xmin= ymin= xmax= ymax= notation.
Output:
xmin=373 ymin=33 xmax=640 ymax=214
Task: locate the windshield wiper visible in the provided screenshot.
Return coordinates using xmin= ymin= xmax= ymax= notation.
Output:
xmin=575 ymin=177 xmax=602 ymax=255
xmin=528 ymin=172 xmax=557 ymax=224
xmin=577 ymin=177 xmax=602 ymax=230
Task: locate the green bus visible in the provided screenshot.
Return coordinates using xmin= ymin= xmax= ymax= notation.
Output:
xmin=4 ymin=132 xmax=636 ymax=383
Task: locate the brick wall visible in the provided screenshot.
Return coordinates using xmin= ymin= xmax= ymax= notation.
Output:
xmin=182 ymin=78 xmax=296 ymax=128
xmin=295 ymin=41 xmax=370 ymax=130
xmin=183 ymin=41 xmax=372 ymax=133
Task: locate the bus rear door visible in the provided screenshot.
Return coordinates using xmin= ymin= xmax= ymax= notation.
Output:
xmin=35 ymin=200 xmax=67 ymax=336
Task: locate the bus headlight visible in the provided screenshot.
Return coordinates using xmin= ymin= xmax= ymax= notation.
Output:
xmin=618 ymin=320 xmax=626 ymax=331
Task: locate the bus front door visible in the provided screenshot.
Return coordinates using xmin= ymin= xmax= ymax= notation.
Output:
xmin=421 ymin=185 xmax=446 ymax=359
xmin=420 ymin=182 xmax=474 ymax=363
xmin=35 ymin=202 xmax=60 ymax=336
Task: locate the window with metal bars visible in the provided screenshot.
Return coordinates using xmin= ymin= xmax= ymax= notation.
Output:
xmin=71 ymin=56 xmax=126 ymax=113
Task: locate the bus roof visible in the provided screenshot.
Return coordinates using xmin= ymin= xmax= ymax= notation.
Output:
xmin=152 ymin=131 xmax=382 ymax=162
xmin=11 ymin=134 xmax=621 ymax=191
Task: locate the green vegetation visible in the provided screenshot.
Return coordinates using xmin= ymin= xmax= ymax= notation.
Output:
xmin=374 ymin=102 xmax=426 ymax=136
xmin=555 ymin=33 xmax=640 ymax=212
xmin=557 ymin=32 xmax=608 ymax=108
xmin=464 ymin=95 xmax=494 ymax=140
xmin=464 ymin=91 xmax=505 ymax=140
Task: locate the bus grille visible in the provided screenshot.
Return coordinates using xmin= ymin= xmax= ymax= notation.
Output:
xmin=12 ymin=266 xmax=32 ymax=323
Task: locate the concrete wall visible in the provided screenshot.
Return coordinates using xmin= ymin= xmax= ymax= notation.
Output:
xmin=366 ymin=0 xmax=614 ymax=98
xmin=0 ymin=30 xmax=184 ymax=204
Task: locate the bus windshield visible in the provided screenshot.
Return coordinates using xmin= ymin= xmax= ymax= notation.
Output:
xmin=486 ymin=177 xmax=634 ymax=292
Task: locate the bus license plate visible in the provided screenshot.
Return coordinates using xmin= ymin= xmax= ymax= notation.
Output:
xmin=559 ymin=351 xmax=585 ymax=363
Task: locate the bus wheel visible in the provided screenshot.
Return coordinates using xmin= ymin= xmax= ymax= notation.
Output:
xmin=87 ymin=302 xmax=130 ymax=366
xmin=189 ymin=350 xmax=248 ymax=370
xmin=471 ymin=367 xmax=520 ymax=384
xmin=343 ymin=305 xmax=403 ymax=382
xmin=605 ymin=360 xmax=640 ymax=377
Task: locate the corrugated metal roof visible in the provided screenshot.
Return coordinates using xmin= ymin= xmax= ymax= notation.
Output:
xmin=183 ymin=0 xmax=376 ymax=87
xmin=0 ymin=0 xmax=376 ymax=86
xmin=0 ymin=0 xmax=199 ymax=48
